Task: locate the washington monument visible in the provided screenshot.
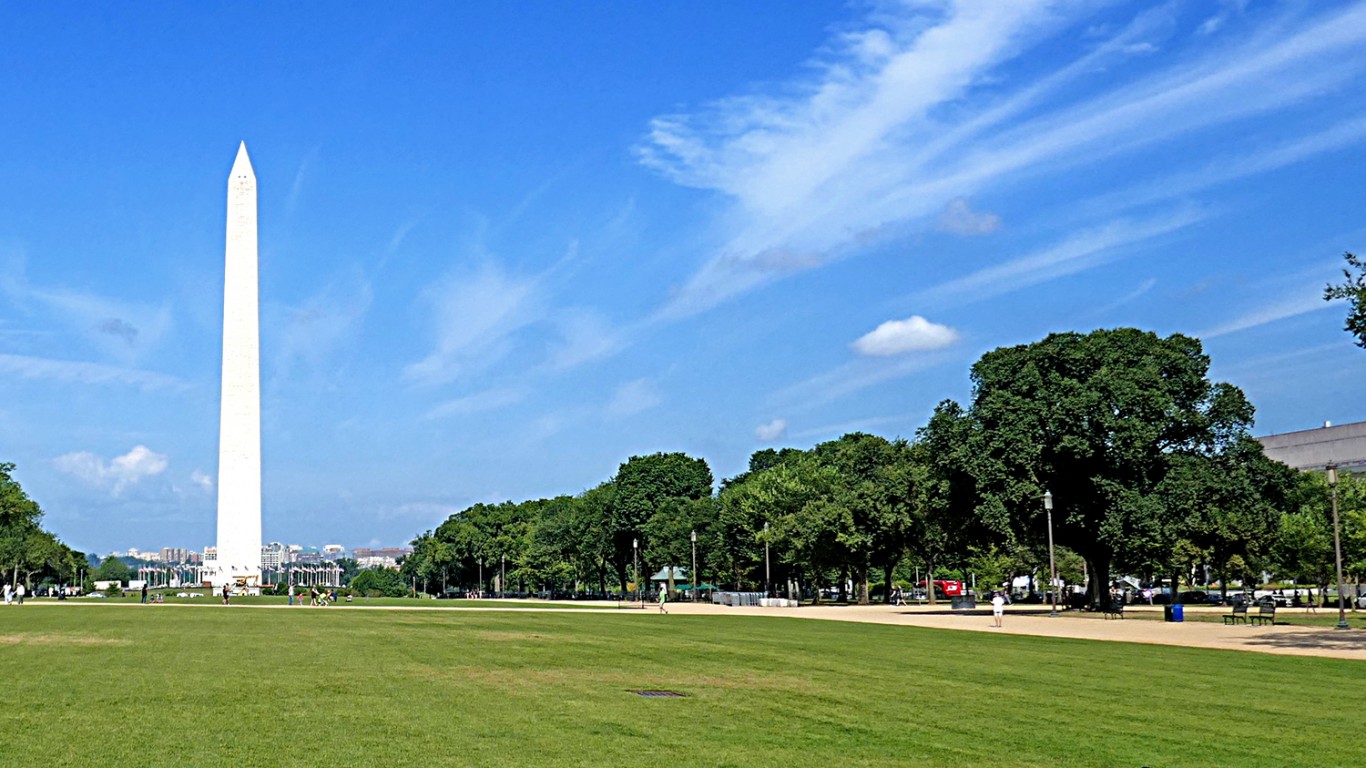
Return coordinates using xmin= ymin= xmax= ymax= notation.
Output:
xmin=209 ymin=142 xmax=262 ymax=588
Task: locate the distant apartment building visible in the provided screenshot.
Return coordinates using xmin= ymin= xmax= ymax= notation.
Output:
xmin=160 ymin=547 xmax=190 ymax=564
xmin=353 ymin=547 xmax=412 ymax=569
xmin=261 ymin=542 xmax=286 ymax=569
xmin=186 ymin=550 xmax=203 ymax=565
xmin=202 ymin=546 xmax=217 ymax=562
xmin=322 ymin=544 xmax=345 ymax=559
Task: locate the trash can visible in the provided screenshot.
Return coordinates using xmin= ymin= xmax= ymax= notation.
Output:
xmin=1164 ymin=604 xmax=1184 ymax=622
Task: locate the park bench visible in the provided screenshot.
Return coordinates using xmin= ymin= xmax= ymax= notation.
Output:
xmin=1103 ymin=600 xmax=1124 ymax=619
xmin=1223 ymin=602 xmax=1248 ymax=625
xmin=1250 ymin=602 xmax=1276 ymax=626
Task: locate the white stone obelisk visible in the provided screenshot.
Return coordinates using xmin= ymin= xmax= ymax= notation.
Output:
xmin=211 ymin=142 xmax=262 ymax=588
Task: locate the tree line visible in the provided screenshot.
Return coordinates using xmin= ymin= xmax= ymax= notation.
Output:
xmin=401 ymin=329 xmax=1365 ymax=608
xmin=1 ymin=462 xmax=85 ymax=589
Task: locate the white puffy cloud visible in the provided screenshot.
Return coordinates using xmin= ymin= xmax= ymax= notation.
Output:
xmin=852 ymin=316 xmax=959 ymax=356
xmin=936 ymin=198 xmax=1001 ymax=236
xmin=191 ymin=470 xmax=214 ymax=492
xmin=54 ymin=445 xmax=169 ymax=494
xmin=754 ymin=418 xmax=788 ymax=442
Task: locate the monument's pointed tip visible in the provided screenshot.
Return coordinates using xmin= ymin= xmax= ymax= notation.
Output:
xmin=231 ymin=141 xmax=254 ymax=173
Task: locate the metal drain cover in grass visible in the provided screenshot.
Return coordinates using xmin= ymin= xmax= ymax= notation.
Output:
xmin=630 ymin=690 xmax=685 ymax=698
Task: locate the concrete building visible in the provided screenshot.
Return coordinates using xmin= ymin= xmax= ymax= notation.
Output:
xmin=1256 ymin=420 xmax=1366 ymax=472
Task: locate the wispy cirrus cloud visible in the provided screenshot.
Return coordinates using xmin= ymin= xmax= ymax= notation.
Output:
xmin=908 ymin=209 xmax=1202 ymax=310
xmin=405 ymin=263 xmax=544 ymax=386
xmin=607 ymin=377 xmax=662 ymax=419
xmin=0 ymin=352 xmax=184 ymax=391
xmin=0 ymin=266 xmax=172 ymax=365
xmin=638 ymin=2 xmax=1366 ymax=318
xmin=1199 ymin=286 xmax=1333 ymax=340
xmin=772 ymin=353 xmax=952 ymax=413
xmin=424 ymin=386 xmax=526 ymax=420
xmin=271 ymin=269 xmax=373 ymax=376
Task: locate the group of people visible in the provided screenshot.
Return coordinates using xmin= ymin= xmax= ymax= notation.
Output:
xmin=2 ymin=582 xmax=26 ymax=605
xmin=286 ymin=584 xmax=337 ymax=606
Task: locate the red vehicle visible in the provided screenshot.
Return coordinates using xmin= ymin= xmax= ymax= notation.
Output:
xmin=918 ymin=579 xmax=964 ymax=598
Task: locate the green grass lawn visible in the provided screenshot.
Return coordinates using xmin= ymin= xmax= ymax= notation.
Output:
xmin=1 ymin=604 xmax=1360 ymax=767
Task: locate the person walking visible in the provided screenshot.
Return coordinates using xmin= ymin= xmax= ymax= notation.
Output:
xmin=15 ymin=582 xmax=25 ymax=605
xmin=3 ymin=582 xmax=11 ymax=606
xmin=221 ymin=583 xmax=230 ymax=605
xmin=991 ymin=590 xmax=1005 ymax=628
xmin=658 ymin=588 xmax=668 ymax=614
xmin=288 ymin=584 xmax=295 ymax=606
xmin=141 ymin=583 xmax=148 ymax=604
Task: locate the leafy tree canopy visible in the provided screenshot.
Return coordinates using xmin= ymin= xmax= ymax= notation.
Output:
xmin=1324 ymin=251 xmax=1366 ymax=348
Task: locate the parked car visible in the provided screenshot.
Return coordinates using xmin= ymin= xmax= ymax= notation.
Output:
xmin=1356 ymin=594 xmax=1366 ymax=609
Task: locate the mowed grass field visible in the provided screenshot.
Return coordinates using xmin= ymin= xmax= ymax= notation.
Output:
xmin=1 ymin=605 xmax=1360 ymax=767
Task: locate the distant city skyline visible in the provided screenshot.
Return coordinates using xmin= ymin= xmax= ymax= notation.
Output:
xmin=2 ymin=3 xmax=1365 ymax=554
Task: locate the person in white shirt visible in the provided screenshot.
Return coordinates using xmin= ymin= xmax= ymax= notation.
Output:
xmin=3 ymin=582 xmax=11 ymax=606
xmin=15 ymin=582 xmax=25 ymax=605
xmin=991 ymin=591 xmax=1006 ymax=627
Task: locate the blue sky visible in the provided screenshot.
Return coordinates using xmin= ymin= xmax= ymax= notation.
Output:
xmin=3 ymin=1 xmax=1365 ymax=556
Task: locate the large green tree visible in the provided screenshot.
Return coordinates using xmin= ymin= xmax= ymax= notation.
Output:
xmin=962 ymin=328 xmax=1258 ymax=608
xmin=609 ymin=452 xmax=713 ymax=591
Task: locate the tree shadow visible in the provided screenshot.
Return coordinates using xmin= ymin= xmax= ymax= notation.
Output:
xmin=1241 ymin=627 xmax=1366 ymax=651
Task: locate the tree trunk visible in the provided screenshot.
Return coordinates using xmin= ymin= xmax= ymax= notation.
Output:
xmin=925 ymin=556 xmax=936 ymax=606
xmin=1086 ymin=555 xmax=1111 ymax=610
xmin=856 ymin=565 xmax=870 ymax=605
xmin=883 ymin=563 xmax=894 ymax=604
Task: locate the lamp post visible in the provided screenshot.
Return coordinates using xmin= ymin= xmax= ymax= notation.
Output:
xmin=633 ymin=538 xmax=640 ymax=606
xmin=690 ymin=529 xmax=698 ymax=603
xmin=1044 ymin=490 xmax=1058 ymax=617
xmin=1327 ymin=464 xmax=1349 ymax=630
xmin=763 ymin=521 xmax=771 ymax=598
xmin=500 ymin=555 xmax=505 ymax=600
